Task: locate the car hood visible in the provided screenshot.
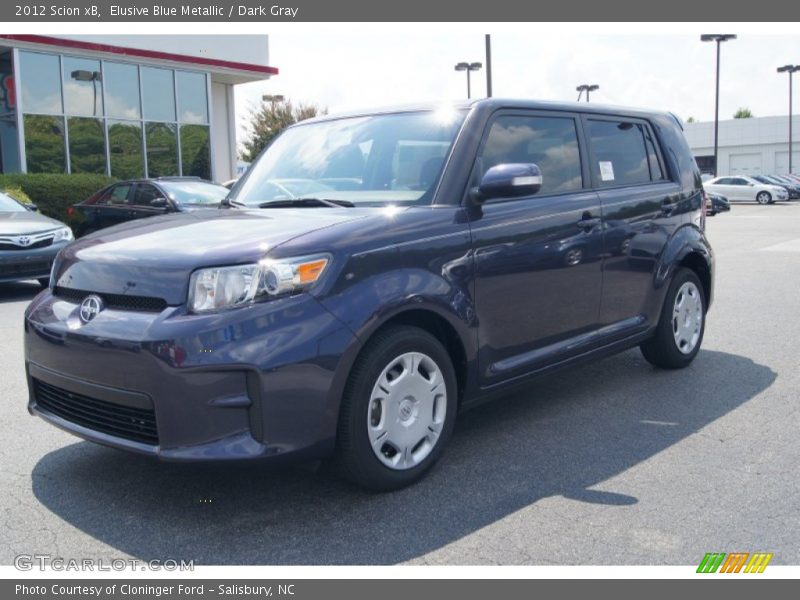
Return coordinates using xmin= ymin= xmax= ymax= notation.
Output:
xmin=54 ymin=208 xmax=370 ymax=305
xmin=0 ymin=211 xmax=67 ymax=235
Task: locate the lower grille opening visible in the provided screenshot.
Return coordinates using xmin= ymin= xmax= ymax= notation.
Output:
xmin=33 ymin=378 xmax=158 ymax=446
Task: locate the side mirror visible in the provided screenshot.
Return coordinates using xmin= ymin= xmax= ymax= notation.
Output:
xmin=150 ymin=197 xmax=168 ymax=208
xmin=26 ymin=203 xmax=39 ymax=212
xmin=472 ymin=163 xmax=542 ymax=203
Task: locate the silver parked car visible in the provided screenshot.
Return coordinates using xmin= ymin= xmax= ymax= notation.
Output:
xmin=0 ymin=192 xmax=73 ymax=286
xmin=703 ymin=175 xmax=788 ymax=205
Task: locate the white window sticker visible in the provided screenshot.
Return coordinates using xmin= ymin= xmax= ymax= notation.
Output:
xmin=599 ymin=161 xmax=615 ymax=181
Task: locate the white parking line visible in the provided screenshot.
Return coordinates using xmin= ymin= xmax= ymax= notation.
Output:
xmin=761 ymin=238 xmax=800 ymax=252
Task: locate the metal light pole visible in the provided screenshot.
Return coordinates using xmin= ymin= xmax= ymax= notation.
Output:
xmin=576 ymin=84 xmax=599 ymax=102
xmin=701 ymin=34 xmax=737 ymax=176
xmin=485 ymin=35 xmax=493 ymax=98
xmin=455 ymin=62 xmax=482 ymax=99
xmin=777 ymin=65 xmax=799 ymax=174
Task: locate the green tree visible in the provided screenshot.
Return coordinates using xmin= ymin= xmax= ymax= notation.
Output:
xmin=734 ymin=107 xmax=753 ymax=119
xmin=240 ymin=97 xmax=325 ymax=162
xmin=686 ymin=116 xmax=696 ymax=123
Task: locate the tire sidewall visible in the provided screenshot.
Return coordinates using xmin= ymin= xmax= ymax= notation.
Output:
xmin=339 ymin=326 xmax=458 ymax=491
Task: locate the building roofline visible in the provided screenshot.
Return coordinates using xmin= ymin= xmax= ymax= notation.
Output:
xmin=0 ymin=34 xmax=278 ymax=78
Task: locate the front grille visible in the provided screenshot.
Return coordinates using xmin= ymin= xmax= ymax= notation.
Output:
xmin=0 ymin=238 xmax=53 ymax=251
xmin=0 ymin=261 xmax=50 ymax=278
xmin=33 ymin=378 xmax=158 ymax=445
xmin=53 ymin=286 xmax=169 ymax=312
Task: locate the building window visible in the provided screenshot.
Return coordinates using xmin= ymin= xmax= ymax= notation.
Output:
xmin=62 ymin=57 xmax=103 ymax=117
xmin=177 ymin=71 xmax=208 ymax=124
xmin=108 ymin=120 xmax=144 ymax=179
xmin=17 ymin=50 xmax=211 ymax=178
xmin=19 ymin=52 xmax=63 ymax=115
xmin=146 ymin=122 xmax=178 ymax=177
xmin=24 ymin=114 xmax=66 ymax=173
xmin=67 ymin=117 xmax=105 ymax=174
xmin=180 ymin=125 xmax=211 ymax=179
xmin=141 ymin=67 xmax=176 ymax=122
xmin=104 ymin=62 xmax=141 ymax=119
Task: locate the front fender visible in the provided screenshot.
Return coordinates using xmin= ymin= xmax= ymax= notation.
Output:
xmin=316 ymin=256 xmax=478 ymax=442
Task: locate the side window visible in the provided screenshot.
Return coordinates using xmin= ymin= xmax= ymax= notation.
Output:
xmin=732 ymin=178 xmax=747 ymax=186
xmin=132 ymin=184 xmax=162 ymax=206
xmin=479 ymin=115 xmax=583 ymax=196
xmin=588 ymin=119 xmax=661 ymax=187
xmin=97 ymin=184 xmax=132 ymax=205
xmin=715 ymin=178 xmax=732 ymax=185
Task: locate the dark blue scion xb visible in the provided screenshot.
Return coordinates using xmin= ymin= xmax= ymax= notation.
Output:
xmin=25 ymin=99 xmax=713 ymax=490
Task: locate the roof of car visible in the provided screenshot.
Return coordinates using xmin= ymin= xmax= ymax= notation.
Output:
xmin=295 ymin=98 xmax=679 ymax=126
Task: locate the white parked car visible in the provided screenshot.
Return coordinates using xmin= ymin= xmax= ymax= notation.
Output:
xmin=703 ymin=176 xmax=788 ymax=205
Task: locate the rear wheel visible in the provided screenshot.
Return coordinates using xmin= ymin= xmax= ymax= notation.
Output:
xmin=336 ymin=325 xmax=457 ymax=491
xmin=640 ymin=268 xmax=705 ymax=369
xmin=756 ymin=191 xmax=772 ymax=205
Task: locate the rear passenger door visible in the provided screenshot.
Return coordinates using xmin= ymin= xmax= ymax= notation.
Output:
xmin=470 ymin=110 xmax=603 ymax=385
xmin=584 ymin=116 xmax=682 ymax=334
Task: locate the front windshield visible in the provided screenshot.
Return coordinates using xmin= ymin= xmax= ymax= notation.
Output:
xmin=0 ymin=192 xmax=27 ymax=212
xmin=233 ymin=109 xmax=467 ymax=207
xmin=161 ymin=181 xmax=229 ymax=206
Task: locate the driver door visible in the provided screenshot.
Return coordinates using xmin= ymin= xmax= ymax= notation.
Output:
xmin=469 ymin=111 xmax=603 ymax=386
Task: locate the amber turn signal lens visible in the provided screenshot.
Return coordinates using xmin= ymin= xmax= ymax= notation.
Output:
xmin=296 ymin=259 xmax=328 ymax=284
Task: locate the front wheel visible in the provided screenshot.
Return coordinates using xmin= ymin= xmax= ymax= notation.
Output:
xmin=756 ymin=191 xmax=772 ymax=205
xmin=336 ymin=325 xmax=458 ymax=491
xmin=640 ymin=268 xmax=706 ymax=369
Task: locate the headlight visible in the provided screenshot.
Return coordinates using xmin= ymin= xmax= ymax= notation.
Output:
xmin=53 ymin=227 xmax=73 ymax=242
xmin=188 ymin=254 xmax=330 ymax=313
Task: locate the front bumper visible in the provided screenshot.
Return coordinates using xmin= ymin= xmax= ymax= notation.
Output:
xmin=0 ymin=241 xmax=67 ymax=283
xmin=24 ymin=289 xmax=359 ymax=462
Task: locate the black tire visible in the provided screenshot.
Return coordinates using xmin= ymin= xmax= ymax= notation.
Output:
xmin=37 ymin=278 xmax=50 ymax=288
xmin=336 ymin=325 xmax=458 ymax=491
xmin=756 ymin=191 xmax=771 ymax=205
xmin=640 ymin=268 xmax=706 ymax=369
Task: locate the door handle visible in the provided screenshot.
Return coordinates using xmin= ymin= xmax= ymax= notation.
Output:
xmin=577 ymin=216 xmax=600 ymax=230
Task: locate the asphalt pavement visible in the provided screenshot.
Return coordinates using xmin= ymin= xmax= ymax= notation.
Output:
xmin=1 ymin=202 xmax=798 ymax=565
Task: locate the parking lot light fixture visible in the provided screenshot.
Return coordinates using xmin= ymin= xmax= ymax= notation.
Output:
xmin=777 ymin=65 xmax=799 ymax=174
xmin=576 ymin=84 xmax=599 ymax=102
xmin=701 ymin=34 xmax=737 ymax=176
xmin=454 ymin=61 xmax=482 ymax=99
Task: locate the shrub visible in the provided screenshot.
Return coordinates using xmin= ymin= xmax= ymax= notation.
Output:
xmin=0 ymin=185 xmax=32 ymax=205
xmin=0 ymin=173 xmax=116 ymax=223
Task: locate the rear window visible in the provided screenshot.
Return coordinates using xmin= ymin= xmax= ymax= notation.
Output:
xmin=588 ymin=120 xmax=665 ymax=187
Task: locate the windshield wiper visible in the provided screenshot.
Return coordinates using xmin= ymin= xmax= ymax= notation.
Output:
xmin=257 ymin=198 xmax=354 ymax=209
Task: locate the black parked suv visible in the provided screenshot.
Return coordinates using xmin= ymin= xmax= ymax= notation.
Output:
xmin=25 ymin=100 xmax=713 ymax=490
xmin=68 ymin=177 xmax=229 ymax=237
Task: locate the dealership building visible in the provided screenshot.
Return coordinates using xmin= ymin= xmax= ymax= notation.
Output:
xmin=684 ymin=115 xmax=800 ymax=176
xmin=0 ymin=34 xmax=276 ymax=182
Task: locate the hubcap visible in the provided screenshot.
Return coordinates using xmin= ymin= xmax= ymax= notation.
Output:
xmin=367 ymin=352 xmax=447 ymax=470
xmin=757 ymin=192 xmax=769 ymax=204
xmin=671 ymin=281 xmax=703 ymax=355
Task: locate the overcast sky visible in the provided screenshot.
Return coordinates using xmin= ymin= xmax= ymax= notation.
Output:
xmin=234 ymin=32 xmax=800 ymax=143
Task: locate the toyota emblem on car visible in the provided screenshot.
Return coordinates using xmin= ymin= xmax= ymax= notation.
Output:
xmin=79 ymin=295 xmax=104 ymax=323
